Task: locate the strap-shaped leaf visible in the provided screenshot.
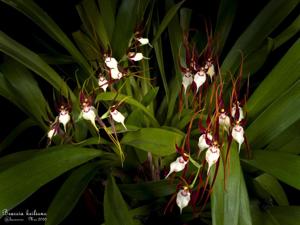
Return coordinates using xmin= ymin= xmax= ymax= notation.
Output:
xmin=0 ymin=146 xmax=104 ymax=218
xmin=0 ymin=31 xmax=76 ymax=103
xmin=242 ymin=150 xmax=300 ymax=189
xmin=247 ymin=80 xmax=300 ymax=148
xmin=121 ymin=128 xmax=183 ymax=156
xmin=104 ymin=175 xmax=134 ymax=225
xmin=96 ymin=92 xmax=159 ymax=127
xmin=247 ymin=38 xmax=300 ymax=121
xmin=46 ymin=162 xmax=99 ymax=225
xmin=0 ymin=0 xmax=91 ymax=74
xmin=211 ymin=145 xmax=252 ymax=225
xmin=222 ymin=0 xmax=299 ymax=75
xmin=254 ymin=173 xmax=289 ymax=206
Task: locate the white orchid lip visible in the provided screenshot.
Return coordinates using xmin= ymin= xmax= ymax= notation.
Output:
xmin=165 ymin=156 xmax=188 ymax=179
xmin=182 ymin=72 xmax=193 ymax=93
xmin=205 ymin=144 xmax=220 ymax=174
xmin=110 ymin=68 xmax=123 ymax=80
xmin=231 ymin=123 xmax=245 ymax=152
xmin=128 ymin=52 xmax=148 ymax=61
xmin=198 ymin=133 xmax=213 ymax=153
xmin=176 ymin=187 xmax=191 ymax=214
xmin=98 ymin=76 xmax=109 ymax=92
xmin=194 ymin=70 xmax=206 ymax=93
xmin=231 ymin=103 xmax=244 ymax=122
xmin=104 ymin=56 xmax=118 ymax=69
xmin=110 ymin=108 xmax=127 ymax=129
xmin=137 ymin=37 xmax=149 ymax=45
xmin=58 ymin=110 xmax=70 ymax=132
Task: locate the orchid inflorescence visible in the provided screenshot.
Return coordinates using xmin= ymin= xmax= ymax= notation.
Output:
xmin=165 ymin=32 xmax=250 ymax=214
xmin=46 ymin=30 xmax=152 ymax=162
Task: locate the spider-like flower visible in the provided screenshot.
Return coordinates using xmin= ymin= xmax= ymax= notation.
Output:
xmin=165 ymin=156 xmax=189 ymax=179
xmin=176 ymin=186 xmax=191 ymax=214
xmin=198 ymin=132 xmax=213 ymax=153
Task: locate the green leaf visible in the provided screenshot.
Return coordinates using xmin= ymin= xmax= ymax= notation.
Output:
xmin=266 ymin=120 xmax=300 ymax=154
xmin=214 ymin=0 xmax=237 ymax=53
xmin=0 ymin=31 xmax=76 ymax=103
xmin=96 ymin=92 xmax=159 ymax=127
xmin=250 ymin=200 xmax=280 ymax=225
xmin=111 ymin=0 xmax=139 ymax=58
xmin=0 ymin=146 xmax=103 ymax=218
xmin=120 ymin=179 xmax=176 ymax=201
xmin=0 ymin=58 xmax=51 ymax=128
xmin=46 ymin=162 xmax=99 ymax=225
xmin=269 ymin=206 xmax=300 ymax=225
xmin=152 ymin=0 xmax=185 ymax=43
xmin=77 ymin=0 xmax=110 ymax=50
xmin=97 ymin=0 xmax=117 ymax=40
xmin=247 ymin=38 xmax=300 ymax=121
xmin=242 ymin=150 xmax=300 ymax=189
xmin=0 ymin=0 xmax=91 ymax=74
xmin=121 ymin=128 xmax=183 ymax=156
xmin=104 ymin=175 xmax=134 ymax=225
xmin=211 ymin=144 xmax=252 ymax=225
xmin=221 ymin=0 xmax=299 ymax=75
xmin=254 ymin=173 xmax=289 ymax=206
xmin=153 ymin=15 xmax=169 ymax=103
xmin=247 ymin=80 xmax=300 ymax=148
xmin=180 ymin=8 xmax=192 ymax=32
xmin=273 ymin=14 xmax=300 ymax=50
xmin=0 ymin=119 xmax=37 ymax=153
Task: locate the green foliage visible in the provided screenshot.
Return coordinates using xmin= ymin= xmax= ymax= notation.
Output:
xmin=0 ymin=0 xmax=299 ymax=224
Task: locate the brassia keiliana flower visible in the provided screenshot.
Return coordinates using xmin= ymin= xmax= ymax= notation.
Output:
xmin=231 ymin=122 xmax=245 ymax=152
xmin=98 ymin=76 xmax=109 ymax=92
xmin=110 ymin=67 xmax=123 ymax=80
xmin=176 ymin=186 xmax=191 ymax=214
xmin=79 ymin=93 xmax=98 ymax=131
xmin=165 ymin=156 xmax=189 ymax=179
xmin=110 ymin=106 xmax=127 ymax=130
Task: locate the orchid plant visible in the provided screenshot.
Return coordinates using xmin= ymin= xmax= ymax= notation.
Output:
xmin=0 ymin=0 xmax=299 ymax=225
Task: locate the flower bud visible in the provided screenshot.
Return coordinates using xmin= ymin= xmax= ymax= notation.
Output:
xmin=231 ymin=103 xmax=244 ymax=122
xmin=82 ymin=106 xmax=98 ymax=131
xmin=193 ymin=70 xmax=206 ymax=93
xmin=105 ymin=57 xmax=118 ymax=69
xmin=110 ymin=68 xmax=123 ymax=80
xmin=182 ymin=73 xmax=193 ymax=93
xmin=110 ymin=108 xmax=127 ymax=129
xmin=219 ymin=111 xmax=230 ymax=132
xmin=205 ymin=145 xmax=220 ymax=174
xmin=165 ymin=156 xmax=188 ymax=179
xmin=176 ymin=187 xmax=191 ymax=214
xmin=98 ymin=76 xmax=108 ymax=92
xmin=198 ymin=133 xmax=212 ymax=153
xmin=231 ymin=124 xmax=244 ymax=152
xmin=207 ymin=64 xmax=215 ymax=81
